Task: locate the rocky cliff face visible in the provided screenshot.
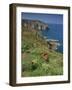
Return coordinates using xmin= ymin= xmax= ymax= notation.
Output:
xmin=22 ymin=19 xmax=48 ymax=31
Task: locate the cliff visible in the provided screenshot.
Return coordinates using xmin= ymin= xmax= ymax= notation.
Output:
xmin=22 ymin=19 xmax=49 ymax=31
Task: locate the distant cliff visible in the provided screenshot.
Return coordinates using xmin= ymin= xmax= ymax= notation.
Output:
xmin=22 ymin=19 xmax=48 ymax=31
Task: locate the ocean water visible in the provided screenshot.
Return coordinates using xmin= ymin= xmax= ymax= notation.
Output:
xmin=42 ymin=24 xmax=63 ymax=53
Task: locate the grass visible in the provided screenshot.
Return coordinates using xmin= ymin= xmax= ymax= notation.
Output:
xmin=21 ymin=27 xmax=63 ymax=77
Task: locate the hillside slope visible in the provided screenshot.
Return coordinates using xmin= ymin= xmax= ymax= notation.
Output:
xmin=21 ymin=28 xmax=63 ymax=77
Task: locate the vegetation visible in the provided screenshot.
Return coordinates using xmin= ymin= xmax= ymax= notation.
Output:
xmin=21 ymin=27 xmax=63 ymax=77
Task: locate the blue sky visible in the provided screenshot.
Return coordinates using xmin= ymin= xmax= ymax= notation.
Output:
xmin=21 ymin=12 xmax=63 ymax=24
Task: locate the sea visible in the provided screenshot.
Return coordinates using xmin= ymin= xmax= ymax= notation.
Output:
xmin=42 ymin=24 xmax=63 ymax=53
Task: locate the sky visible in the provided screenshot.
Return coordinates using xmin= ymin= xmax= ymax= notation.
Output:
xmin=21 ymin=12 xmax=63 ymax=24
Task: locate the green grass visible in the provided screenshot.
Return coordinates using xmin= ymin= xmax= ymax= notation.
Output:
xmin=21 ymin=28 xmax=63 ymax=77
